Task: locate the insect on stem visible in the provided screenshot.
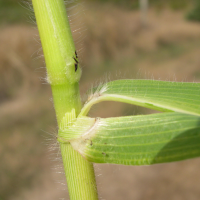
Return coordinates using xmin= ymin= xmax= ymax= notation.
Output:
xmin=73 ymin=50 xmax=79 ymax=72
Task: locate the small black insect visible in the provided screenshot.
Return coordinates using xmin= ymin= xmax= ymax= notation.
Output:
xmin=73 ymin=51 xmax=79 ymax=72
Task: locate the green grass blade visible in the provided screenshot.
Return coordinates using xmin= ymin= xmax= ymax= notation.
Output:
xmin=69 ymin=113 xmax=200 ymax=165
xmin=80 ymin=80 xmax=200 ymax=116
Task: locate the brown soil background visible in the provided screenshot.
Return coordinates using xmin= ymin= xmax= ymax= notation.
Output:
xmin=1 ymin=3 xmax=200 ymax=200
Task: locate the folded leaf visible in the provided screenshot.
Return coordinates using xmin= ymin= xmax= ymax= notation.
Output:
xmin=69 ymin=113 xmax=200 ymax=165
xmin=80 ymin=80 xmax=200 ymax=116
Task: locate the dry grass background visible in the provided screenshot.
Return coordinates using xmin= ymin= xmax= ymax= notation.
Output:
xmin=1 ymin=2 xmax=200 ymax=200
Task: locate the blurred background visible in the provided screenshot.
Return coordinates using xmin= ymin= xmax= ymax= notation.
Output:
xmin=1 ymin=0 xmax=200 ymax=199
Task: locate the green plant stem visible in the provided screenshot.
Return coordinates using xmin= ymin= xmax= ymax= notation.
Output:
xmin=32 ymin=0 xmax=98 ymax=199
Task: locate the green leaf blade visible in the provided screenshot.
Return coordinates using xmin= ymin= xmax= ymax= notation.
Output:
xmin=80 ymin=80 xmax=200 ymax=116
xmin=105 ymin=80 xmax=200 ymax=115
xmin=74 ymin=113 xmax=200 ymax=165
